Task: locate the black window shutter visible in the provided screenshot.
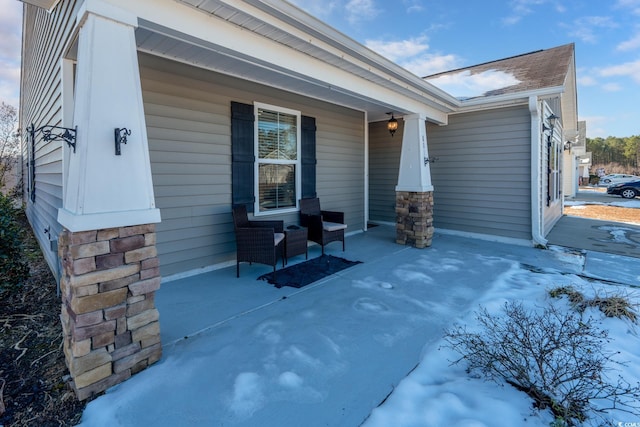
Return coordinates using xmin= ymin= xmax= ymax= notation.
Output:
xmin=30 ymin=131 xmax=36 ymax=202
xmin=231 ymin=101 xmax=255 ymax=212
xmin=301 ymin=115 xmax=317 ymax=199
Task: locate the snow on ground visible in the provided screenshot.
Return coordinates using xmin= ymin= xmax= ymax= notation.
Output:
xmin=566 ymin=199 xmax=640 ymax=209
xmin=79 ymin=233 xmax=640 ymax=427
xmin=363 ymin=263 xmax=640 ymax=427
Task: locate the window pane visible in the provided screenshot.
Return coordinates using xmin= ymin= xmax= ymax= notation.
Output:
xmin=258 ymin=164 xmax=296 ymax=211
xmin=258 ymin=109 xmax=297 ymax=160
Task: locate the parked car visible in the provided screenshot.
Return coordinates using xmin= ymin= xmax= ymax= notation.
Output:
xmin=607 ymin=180 xmax=640 ymax=199
xmin=599 ymin=173 xmax=640 ymax=185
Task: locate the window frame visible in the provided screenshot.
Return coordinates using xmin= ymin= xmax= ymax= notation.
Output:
xmin=253 ymin=102 xmax=302 ymax=216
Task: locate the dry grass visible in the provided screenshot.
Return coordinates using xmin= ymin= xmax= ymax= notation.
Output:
xmin=564 ymin=204 xmax=640 ymax=225
xmin=0 ymin=211 xmax=86 ymax=426
xmin=549 ymin=285 xmax=638 ymax=322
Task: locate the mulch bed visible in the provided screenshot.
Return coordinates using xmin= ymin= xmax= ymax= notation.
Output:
xmin=0 ymin=211 xmax=86 ymax=426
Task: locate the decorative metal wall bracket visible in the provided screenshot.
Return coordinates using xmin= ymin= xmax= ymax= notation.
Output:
xmin=424 ymin=157 xmax=439 ymax=165
xmin=27 ymin=123 xmax=77 ymax=153
xmin=114 ymin=127 xmax=131 ymax=155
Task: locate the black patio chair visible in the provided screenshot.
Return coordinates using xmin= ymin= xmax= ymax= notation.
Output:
xmin=299 ymin=198 xmax=347 ymax=255
xmin=232 ymin=205 xmax=285 ymax=278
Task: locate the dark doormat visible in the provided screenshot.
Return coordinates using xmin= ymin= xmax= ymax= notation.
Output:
xmin=258 ymin=255 xmax=362 ymax=289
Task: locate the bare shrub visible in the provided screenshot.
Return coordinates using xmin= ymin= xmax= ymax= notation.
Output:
xmin=0 ymin=102 xmax=19 ymax=194
xmin=443 ymin=301 xmax=640 ymax=426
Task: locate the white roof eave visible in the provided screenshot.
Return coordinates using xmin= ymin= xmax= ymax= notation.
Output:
xmin=177 ymin=0 xmax=460 ymax=112
xmin=18 ymin=0 xmax=60 ymax=11
xmin=453 ymin=85 xmax=565 ymax=113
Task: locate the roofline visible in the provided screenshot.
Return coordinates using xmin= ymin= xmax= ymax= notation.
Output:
xmin=423 ymin=42 xmax=575 ymax=79
xmin=453 ymin=85 xmax=565 ymax=113
xmin=244 ymin=0 xmax=460 ymax=110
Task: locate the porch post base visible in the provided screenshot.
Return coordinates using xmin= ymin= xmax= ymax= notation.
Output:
xmin=58 ymin=224 xmax=162 ymax=400
xmin=395 ymin=191 xmax=434 ymax=249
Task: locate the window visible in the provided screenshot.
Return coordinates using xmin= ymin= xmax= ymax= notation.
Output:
xmin=231 ymin=101 xmax=315 ymax=213
xmin=254 ymin=104 xmax=301 ymax=213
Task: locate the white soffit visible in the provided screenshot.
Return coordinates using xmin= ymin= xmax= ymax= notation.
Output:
xmin=18 ymin=0 xmax=60 ymax=11
xmin=170 ymin=0 xmax=456 ymax=115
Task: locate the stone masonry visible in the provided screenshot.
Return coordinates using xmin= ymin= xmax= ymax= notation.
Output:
xmin=396 ymin=191 xmax=434 ymax=249
xmin=58 ymin=224 xmax=162 ymax=400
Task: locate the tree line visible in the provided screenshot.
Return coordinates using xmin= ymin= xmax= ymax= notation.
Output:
xmin=587 ymin=135 xmax=640 ymax=175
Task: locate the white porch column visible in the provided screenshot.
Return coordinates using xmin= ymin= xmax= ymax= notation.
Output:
xmin=395 ymin=113 xmax=435 ymax=248
xmin=395 ymin=113 xmax=434 ymax=192
xmin=57 ymin=2 xmax=160 ymax=232
xmin=57 ymin=3 xmax=162 ymax=401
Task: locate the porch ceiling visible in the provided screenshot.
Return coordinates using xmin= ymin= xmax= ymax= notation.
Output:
xmin=134 ymin=24 xmax=390 ymax=121
xmin=133 ymin=0 xmax=456 ymax=122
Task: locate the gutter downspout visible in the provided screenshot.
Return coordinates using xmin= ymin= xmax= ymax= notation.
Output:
xmin=364 ymin=111 xmax=369 ymax=231
xmin=529 ymin=96 xmax=547 ymax=247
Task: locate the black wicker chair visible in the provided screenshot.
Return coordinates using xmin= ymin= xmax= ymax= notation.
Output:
xmin=299 ymin=198 xmax=347 ymax=255
xmin=232 ymin=205 xmax=285 ymax=278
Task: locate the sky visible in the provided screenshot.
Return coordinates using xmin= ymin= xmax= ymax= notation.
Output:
xmin=1 ymin=0 xmax=639 ymax=138
xmin=76 ymin=214 xmax=640 ymax=426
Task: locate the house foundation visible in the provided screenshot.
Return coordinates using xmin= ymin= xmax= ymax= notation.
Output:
xmin=58 ymin=224 xmax=162 ymax=400
xmin=396 ymin=191 xmax=434 ymax=248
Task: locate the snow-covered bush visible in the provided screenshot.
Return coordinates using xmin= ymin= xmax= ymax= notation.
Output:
xmin=443 ymin=301 xmax=640 ymax=426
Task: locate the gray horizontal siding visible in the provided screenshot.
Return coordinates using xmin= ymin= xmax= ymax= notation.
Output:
xmin=428 ymin=105 xmax=532 ymax=240
xmin=140 ymin=54 xmax=364 ymax=277
xmin=369 ymin=120 xmax=403 ymax=223
xmin=20 ymin=1 xmax=79 ymax=278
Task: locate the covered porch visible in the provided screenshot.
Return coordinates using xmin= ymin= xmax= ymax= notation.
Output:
xmin=78 ymin=224 xmax=639 ymax=425
xmin=55 ymin=0 xmax=457 ymax=399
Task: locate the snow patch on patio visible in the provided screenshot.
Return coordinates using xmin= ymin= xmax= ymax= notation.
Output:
xmin=598 ymin=225 xmax=640 ymax=245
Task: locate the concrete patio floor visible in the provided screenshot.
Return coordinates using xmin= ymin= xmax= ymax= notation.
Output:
xmin=80 ymin=225 xmax=639 ymax=426
xmin=156 ymin=224 xmax=630 ymax=346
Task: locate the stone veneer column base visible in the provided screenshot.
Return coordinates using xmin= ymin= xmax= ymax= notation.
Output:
xmin=396 ymin=191 xmax=434 ymax=249
xmin=58 ymin=224 xmax=162 ymax=400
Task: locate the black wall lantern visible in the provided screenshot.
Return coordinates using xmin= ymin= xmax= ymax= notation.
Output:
xmin=114 ymin=127 xmax=131 ymax=155
xmin=387 ymin=112 xmax=398 ymax=137
xmin=548 ymin=113 xmax=559 ymax=128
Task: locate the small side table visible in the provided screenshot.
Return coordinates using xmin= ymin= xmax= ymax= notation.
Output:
xmin=284 ymin=225 xmax=308 ymax=263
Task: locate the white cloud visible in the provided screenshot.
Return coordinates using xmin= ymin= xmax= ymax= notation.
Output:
xmin=577 ymin=75 xmax=597 ymax=86
xmin=602 ymin=82 xmax=622 ymax=92
xmin=617 ymin=31 xmax=640 ymax=51
xmin=345 ymin=0 xmax=380 ymax=24
xmin=599 ymin=59 xmax=640 ymax=83
xmin=365 ymin=36 xmax=430 ymax=63
xmin=365 ymin=36 xmax=461 ymax=76
xmin=287 ymin=0 xmax=340 ymax=19
xmin=0 ymin=0 xmax=22 ymax=106
xmin=566 ymin=16 xmax=618 ymax=43
xmin=403 ymin=0 xmax=424 ymax=13
xmin=580 ymin=115 xmax=610 ymax=138
xmin=502 ymin=0 xmax=548 ymax=26
xmin=616 ymin=0 xmax=640 ymax=15
xmin=400 ymin=54 xmax=461 ymax=77
xmin=425 ymin=69 xmax=521 ymax=99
